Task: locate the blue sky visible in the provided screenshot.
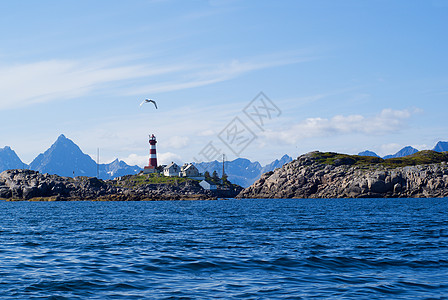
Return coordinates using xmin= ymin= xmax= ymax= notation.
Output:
xmin=0 ymin=0 xmax=447 ymax=166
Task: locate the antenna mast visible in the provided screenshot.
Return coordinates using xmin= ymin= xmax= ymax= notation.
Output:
xmin=97 ymin=148 xmax=100 ymax=178
xmin=222 ymin=153 xmax=225 ymax=183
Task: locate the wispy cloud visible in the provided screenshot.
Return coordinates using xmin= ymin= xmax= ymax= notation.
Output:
xmin=0 ymin=51 xmax=315 ymax=110
xmin=0 ymin=58 xmax=185 ymax=110
xmin=128 ymin=53 xmax=315 ymax=95
xmin=262 ymin=108 xmax=421 ymax=144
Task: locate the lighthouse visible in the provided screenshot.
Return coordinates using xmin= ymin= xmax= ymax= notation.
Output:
xmin=143 ymin=134 xmax=158 ymax=174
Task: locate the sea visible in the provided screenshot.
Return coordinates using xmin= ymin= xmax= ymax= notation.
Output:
xmin=0 ymin=198 xmax=446 ymax=299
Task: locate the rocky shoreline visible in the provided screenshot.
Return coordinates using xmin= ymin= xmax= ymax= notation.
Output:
xmin=237 ymin=151 xmax=448 ymax=199
xmin=0 ymin=169 xmax=241 ymax=201
xmin=4 ymin=150 xmax=448 ymax=201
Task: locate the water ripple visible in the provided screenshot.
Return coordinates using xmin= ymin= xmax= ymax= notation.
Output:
xmin=0 ymin=198 xmax=447 ymax=299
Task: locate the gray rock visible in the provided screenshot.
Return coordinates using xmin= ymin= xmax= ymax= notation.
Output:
xmin=393 ymin=183 xmax=402 ymax=193
xmin=238 ymin=152 xmax=448 ymax=199
xmin=0 ymin=169 xmax=238 ymax=200
xmin=369 ymin=180 xmax=388 ymax=194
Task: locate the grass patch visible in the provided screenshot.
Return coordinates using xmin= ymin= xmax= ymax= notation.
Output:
xmin=311 ymin=150 xmax=448 ymax=168
xmin=311 ymin=152 xmax=383 ymax=166
xmin=115 ymin=173 xmax=194 ymax=187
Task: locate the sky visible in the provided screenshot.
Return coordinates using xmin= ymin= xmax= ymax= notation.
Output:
xmin=0 ymin=0 xmax=447 ymax=167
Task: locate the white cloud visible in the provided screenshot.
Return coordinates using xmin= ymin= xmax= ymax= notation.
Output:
xmin=126 ymin=54 xmax=315 ymax=95
xmin=0 ymin=58 xmax=185 ymax=110
xmin=262 ymin=108 xmax=420 ymax=144
xmin=165 ymin=136 xmax=190 ymax=149
xmin=157 ymin=152 xmax=183 ymax=165
xmin=121 ymin=154 xmax=149 ymax=167
xmin=122 ymin=151 xmax=182 ymax=167
xmin=0 ymin=50 xmax=321 ymax=165
xmin=0 ymin=51 xmax=314 ymax=111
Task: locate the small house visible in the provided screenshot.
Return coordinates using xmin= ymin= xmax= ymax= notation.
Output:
xmin=200 ymin=180 xmax=217 ymax=191
xmin=164 ymin=162 xmax=181 ymax=177
xmin=180 ymin=163 xmax=200 ymax=178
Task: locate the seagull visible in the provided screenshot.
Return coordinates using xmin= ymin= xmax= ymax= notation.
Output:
xmin=140 ymin=99 xmax=158 ymax=109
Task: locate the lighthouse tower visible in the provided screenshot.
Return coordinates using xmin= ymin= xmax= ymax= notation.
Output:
xmin=143 ymin=134 xmax=158 ymax=174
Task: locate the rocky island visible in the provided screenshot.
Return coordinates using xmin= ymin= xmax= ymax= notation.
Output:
xmin=238 ymin=150 xmax=448 ymax=199
xmin=3 ymin=150 xmax=448 ymax=201
xmin=0 ymin=170 xmax=242 ymax=201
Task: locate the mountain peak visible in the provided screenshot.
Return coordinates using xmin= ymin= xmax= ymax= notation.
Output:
xmin=50 ymin=135 xmax=81 ymax=152
xmin=55 ymin=134 xmax=71 ymax=144
xmin=433 ymin=141 xmax=448 ymax=152
xmin=402 ymin=146 xmax=416 ymax=150
xmin=29 ymin=134 xmax=94 ymax=177
xmin=383 ymin=146 xmax=418 ymax=159
xmin=280 ymin=154 xmax=293 ymax=160
xmin=0 ymin=146 xmax=27 ymax=171
xmin=358 ymin=150 xmax=380 ymax=157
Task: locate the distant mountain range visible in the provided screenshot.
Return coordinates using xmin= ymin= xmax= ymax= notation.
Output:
xmin=1 ymin=134 xmax=447 ymax=186
xmin=358 ymin=141 xmax=448 ymax=159
xmin=0 ymin=134 xmax=292 ymax=186
xmin=0 ymin=135 xmax=141 ymax=180
xmin=383 ymin=146 xmax=419 ymax=159
xmin=194 ymin=154 xmax=293 ymax=188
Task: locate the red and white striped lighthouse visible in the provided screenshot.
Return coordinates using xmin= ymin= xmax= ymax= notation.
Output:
xmin=144 ymin=134 xmax=158 ymax=174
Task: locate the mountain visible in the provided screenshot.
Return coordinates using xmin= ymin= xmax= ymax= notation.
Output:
xmin=359 ymin=141 xmax=448 ymax=159
xmin=0 ymin=146 xmax=28 ymax=172
xmin=28 ymin=134 xmax=141 ymax=179
xmin=194 ymin=155 xmax=293 ymax=188
xmin=100 ymin=159 xmax=142 ymax=179
xmin=433 ymin=141 xmax=448 ymax=152
xmin=29 ymin=134 xmax=98 ymax=177
xmin=358 ymin=150 xmax=380 ymax=157
xmin=224 ymin=158 xmax=263 ymax=188
xmin=0 ymin=135 xmax=290 ymax=184
xmin=383 ymin=146 xmax=419 ymax=159
xmin=261 ymin=154 xmax=293 ymax=173
xmin=194 ymin=158 xmax=261 ymax=188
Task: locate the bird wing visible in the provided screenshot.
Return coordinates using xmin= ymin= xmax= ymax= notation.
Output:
xmin=139 ymin=100 xmax=146 ymax=107
xmin=150 ymin=100 xmax=158 ymax=109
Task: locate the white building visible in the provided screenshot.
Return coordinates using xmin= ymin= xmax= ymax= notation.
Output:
xmin=200 ymin=180 xmax=217 ymax=191
xmin=180 ymin=163 xmax=200 ymax=178
xmin=164 ymin=162 xmax=181 ymax=177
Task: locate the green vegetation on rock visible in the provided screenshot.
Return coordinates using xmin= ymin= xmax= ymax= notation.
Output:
xmin=311 ymin=150 xmax=448 ymax=168
xmin=114 ymin=173 xmax=194 ymax=188
xmin=238 ymin=150 xmax=448 ymax=199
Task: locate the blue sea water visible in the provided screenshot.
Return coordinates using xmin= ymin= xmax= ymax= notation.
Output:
xmin=0 ymin=198 xmax=446 ymax=299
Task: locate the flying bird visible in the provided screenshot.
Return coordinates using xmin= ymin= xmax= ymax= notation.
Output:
xmin=140 ymin=99 xmax=158 ymax=109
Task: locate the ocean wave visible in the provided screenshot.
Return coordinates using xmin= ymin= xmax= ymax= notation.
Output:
xmin=0 ymin=198 xmax=446 ymax=299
